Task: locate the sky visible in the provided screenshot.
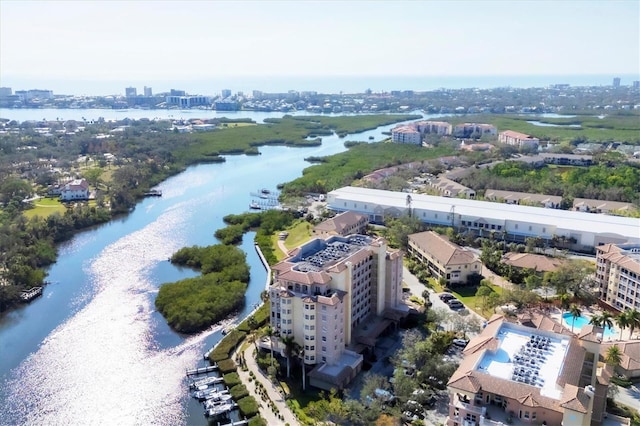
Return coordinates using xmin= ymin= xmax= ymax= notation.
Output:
xmin=1 ymin=0 xmax=639 ymax=94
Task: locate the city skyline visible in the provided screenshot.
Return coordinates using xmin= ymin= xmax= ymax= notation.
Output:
xmin=1 ymin=0 xmax=639 ymax=95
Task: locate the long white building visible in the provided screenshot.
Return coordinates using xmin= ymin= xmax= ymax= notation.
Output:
xmin=269 ymin=234 xmax=404 ymax=390
xmin=326 ymin=186 xmax=640 ymax=250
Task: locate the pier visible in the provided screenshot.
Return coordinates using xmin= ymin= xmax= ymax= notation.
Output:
xmin=185 ymin=364 xmax=218 ymax=376
xmin=19 ymin=287 xmax=43 ymax=302
xmin=216 ymin=418 xmax=249 ymax=426
xmin=143 ymin=189 xmax=162 ymax=197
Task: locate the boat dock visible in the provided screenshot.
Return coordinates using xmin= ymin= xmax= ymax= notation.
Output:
xmin=215 ymin=419 xmax=249 ymax=426
xmin=143 ymin=189 xmax=162 ymax=197
xmin=186 ymin=364 xmax=218 ymax=376
xmin=20 ymin=286 xmax=43 ymax=302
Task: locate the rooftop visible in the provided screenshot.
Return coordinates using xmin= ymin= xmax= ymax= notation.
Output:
xmin=291 ymin=235 xmax=373 ymax=273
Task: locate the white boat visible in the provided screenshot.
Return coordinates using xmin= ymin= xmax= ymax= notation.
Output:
xmin=193 ymin=387 xmax=227 ymax=401
xmin=189 ymin=376 xmax=223 ymax=389
xmin=249 ymin=201 xmax=261 ymax=210
xmin=203 ymin=393 xmax=233 ymax=408
xmin=204 ymin=402 xmax=234 ymax=417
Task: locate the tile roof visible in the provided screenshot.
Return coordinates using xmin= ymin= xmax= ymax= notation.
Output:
xmin=502 ymin=253 xmax=564 ymax=273
xmin=408 ymin=231 xmax=477 ymax=266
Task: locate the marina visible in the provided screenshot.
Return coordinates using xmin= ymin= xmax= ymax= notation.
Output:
xmin=186 ymin=364 xmax=218 ymax=377
xmin=189 ymin=376 xmax=224 ymax=389
xmin=19 ymin=287 xmax=43 ymax=302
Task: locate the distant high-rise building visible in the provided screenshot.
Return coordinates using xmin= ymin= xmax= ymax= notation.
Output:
xmin=125 ymin=87 xmax=137 ymax=97
xmin=633 ymin=81 xmax=640 ymax=89
xmin=144 ymin=86 xmax=153 ymax=97
xmin=221 ymin=89 xmax=232 ymax=98
xmin=613 ymin=77 xmax=621 ymax=88
xmin=170 ymin=89 xmax=186 ymax=97
xmin=0 ymin=87 xmax=12 ymax=97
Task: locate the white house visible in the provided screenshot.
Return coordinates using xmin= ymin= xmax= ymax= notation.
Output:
xmin=60 ymin=179 xmax=90 ymax=201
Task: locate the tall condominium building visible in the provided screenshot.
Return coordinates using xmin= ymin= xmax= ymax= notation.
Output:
xmin=143 ymin=86 xmax=153 ymax=97
xmin=613 ymin=77 xmax=621 ymax=88
xmin=596 ymin=243 xmax=640 ymax=311
xmin=125 ymin=87 xmax=137 ymax=97
xmin=268 ymin=234 xmax=404 ymax=390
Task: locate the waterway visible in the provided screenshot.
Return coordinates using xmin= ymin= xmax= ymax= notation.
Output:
xmin=0 ymin=111 xmax=427 ymax=425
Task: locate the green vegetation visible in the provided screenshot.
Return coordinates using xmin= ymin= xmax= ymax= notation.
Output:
xmin=175 ymin=114 xmax=419 ymax=163
xmin=155 ymin=244 xmax=249 ymax=333
xmin=217 ymin=358 xmax=237 ymax=374
xmin=449 ymin=113 xmax=640 ymax=145
xmin=237 ymin=395 xmax=260 ymax=418
xmin=282 ymin=142 xmax=455 ymax=196
xmin=211 ymin=329 xmax=247 ymax=362
xmin=22 ymin=197 xmax=68 ymax=219
xmin=230 ymin=383 xmax=250 ymax=400
xmin=461 ymin=162 xmax=640 ymax=206
xmin=223 ymin=372 xmax=242 ymax=388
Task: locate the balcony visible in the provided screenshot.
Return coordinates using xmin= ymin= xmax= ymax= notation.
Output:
xmin=453 ymin=393 xmax=486 ymax=416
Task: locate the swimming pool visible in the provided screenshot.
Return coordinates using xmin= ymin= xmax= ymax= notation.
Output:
xmin=561 ymin=312 xmax=617 ymax=338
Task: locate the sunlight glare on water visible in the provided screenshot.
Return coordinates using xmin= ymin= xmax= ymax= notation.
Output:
xmin=1 ymin=197 xmax=217 ymax=425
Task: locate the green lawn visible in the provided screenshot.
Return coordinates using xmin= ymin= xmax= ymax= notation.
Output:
xmin=451 ymin=284 xmax=503 ymax=319
xmin=284 ymin=220 xmax=313 ymax=250
xmin=23 ymin=198 xmax=67 ymax=218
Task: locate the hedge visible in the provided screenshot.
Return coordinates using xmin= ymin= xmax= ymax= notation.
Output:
xmin=237 ymin=396 xmax=260 ymax=418
xmin=248 ymin=416 xmax=267 ymax=426
xmin=218 ymin=358 xmax=237 ymax=374
xmin=210 ymin=329 xmax=247 ymax=362
xmin=230 ymin=383 xmax=249 ymax=400
xmin=223 ymin=372 xmax=242 ymax=388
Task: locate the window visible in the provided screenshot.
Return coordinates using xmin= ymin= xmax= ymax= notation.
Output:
xmin=322 ymin=346 xmax=327 ymax=352
xmin=322 ymin=336 xmax=327 ymax=342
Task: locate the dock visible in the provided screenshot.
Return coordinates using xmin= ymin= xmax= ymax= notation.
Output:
xmin=143 ymin=189 xmax=162 ymax=197
xmin=20 ymin=286 xmax=43 ymax=302
xmin=216 ymin=419 xmax=249 ymax=426
xmin=186 ymin=364 xmax=218 ymax=376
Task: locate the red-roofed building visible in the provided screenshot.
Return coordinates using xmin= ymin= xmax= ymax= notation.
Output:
xmin=498 ymin=130 xmax=540 ymax=149
xmin=60 ymin=178 xmax=89 ymax=201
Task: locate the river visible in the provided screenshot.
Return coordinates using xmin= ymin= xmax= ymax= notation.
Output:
xmin=0 ymin=110 xmax=428 ymax=425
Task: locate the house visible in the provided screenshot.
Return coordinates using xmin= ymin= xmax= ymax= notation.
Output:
xmin=313 ymin=211 xmax=369 ymax=237
xmin=484 ymin=189 xmax=561 ymax=208
xmin=59 ymin=179 xmax=89 ymax=201
xmin=498 ymin=130 xmax=540 ymax=149
xmin=601 ymin=341 xmax=640 ymax=379
xmin=407 ymin=231 xmax=481 ymax=285
xmin=502 ymin=253 xmax=564 ymax=273
xmin=573 ymin=198 xmax=636 ymax=215
xmin=447 ymin=313 xmax=610 ymax=426
xmin=429 ymin=177 xmax=476 ymax=198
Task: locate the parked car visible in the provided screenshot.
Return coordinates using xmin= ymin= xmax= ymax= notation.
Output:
xmin=453 ymin=338 xmax=469 ymax=348
xmin=447 ymin=299 xmax=464 ymax=310
xmin=439 ymin=292 xmax=455 ymax=301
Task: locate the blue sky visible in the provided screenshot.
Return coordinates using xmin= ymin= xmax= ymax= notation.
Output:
xmin=1 ymin=1 xmax=638 ymax=89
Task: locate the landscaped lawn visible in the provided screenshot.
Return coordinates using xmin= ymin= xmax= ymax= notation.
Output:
xmin=23 ymin=197 xmax=67 ymax=218
xmin=284 ymin=220 xmax=313 ymax=250
xmin=451 ymin=284 xmax=503 ymax=319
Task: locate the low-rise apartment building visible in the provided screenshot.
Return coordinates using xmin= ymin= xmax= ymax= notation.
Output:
xmin=454 ymin=123 xmax=497 ymax=138
xmin=408 ymin=231 xmax=481 ymax=285
xmin=313 ymin=211 xmax=369 ymax=237
xmin=498 ymin=130 xmax=540 ymax=149
xmin=416 ymin=120 xmax=453 ymax=135
xmin=484 ymin=189 xmax=561 ymax=208
xmin=447 ymin=314 xmax=610 ymax=426
xmin=391 ymin=125 xmax=421 ymax=144
xmin=595 ymin=243 xmax=640 ymax=311
xmin=429 ymin=177 xmax=476 ymax=198
xmin=268 ymin=234 xmax=404 ymax=390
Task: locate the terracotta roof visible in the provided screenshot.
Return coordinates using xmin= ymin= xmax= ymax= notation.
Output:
xmin=408 ymin=231 xmax=477 ymax=266
xmin=602 ymin=341 xmax=640 ymax=372
xmin=500 ymin=130 xmax=538 ymax=140
xmin=448 ymin=373 xmax=482 ymax=393
xmin=518 ymin=393 xmax=542 ymax=407
xmin=577 ymin=324 xmax=604 ymax=343
xmin=557 ymin=340 xmax=586 ymax=387
xmin=560 ymin=384 xmax=590 ymax=414
xmin=503 ymin=253 xmax=564 ymax=272
xmin=313 ymin=211 xmax=368 ymax=235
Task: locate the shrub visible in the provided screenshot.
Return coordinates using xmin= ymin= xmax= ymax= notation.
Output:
xmin=218 ymin=358 xmax=237 ymax=374
xmin=238 ymin=396 xmax=260 ymax=418
xmin=223 ymin=372 xmax=242 ymax=388
xmin=210 ymin=329 xmax=247 ymax=362
xmin=230 ymin=383 xmax=249 ymax=400
xmin=248 ymin=416 xmax=268 ymax=426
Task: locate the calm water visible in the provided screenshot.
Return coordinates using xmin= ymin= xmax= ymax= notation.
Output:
xmin=0 ymin=114 xmax=423 ymax=425
xmin=561 ymin=312 xmax=616 ymax=338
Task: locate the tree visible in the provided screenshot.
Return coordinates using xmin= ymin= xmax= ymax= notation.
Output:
xmin=476 ymin=285 xmax=493 ymax=310
xmin=615 ymin=312 xmax=630 ymax=341
xmin=590 ymin=311 xmax=614 ymax=331
xmin=604 ymin=345 xmax=622 ymax=367
xmin=281 ymin=335 xmax=296 ymax=378
xmin=265 ymin=326 xmax=276 ymax=366
xmin=625 ymin=309 xmax=640 ymax=339
xmin=569 ymin=304 xmax=582 ymax=334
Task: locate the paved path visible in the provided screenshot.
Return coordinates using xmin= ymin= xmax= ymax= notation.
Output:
xmin=233 ymin=343 xmax=299 ymax=426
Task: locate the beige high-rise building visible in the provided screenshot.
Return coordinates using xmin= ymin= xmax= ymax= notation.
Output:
xmin=268 ymin=234 xmax=404 ymax=390
xmin=596 ymin=243 xmax=640 ymax=311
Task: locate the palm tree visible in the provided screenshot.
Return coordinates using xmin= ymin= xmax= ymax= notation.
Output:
xmin=615 ymin=312 xmax=630 ymax=341
xmin=625 ymin=309 xmax=640 ymax=339
xmin=590 ymin=311 xmax=614 ymax=331
xmin=589 ymin=313 xmax=603 ymax=327
xmin=281 ymin=335 xmax=296 ymax=378
xmin=265 ymin=326 xmax=275 ymax=366
xmin=605 ymin=345 xmax=622 ymax=367
xmin=569 ymin=304 xmax=582 ymax=334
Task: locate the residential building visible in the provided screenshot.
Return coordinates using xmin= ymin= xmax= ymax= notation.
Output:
xmin=268 ymin=234 xmax=404 ymax=390
xmin=601 ymin=341 xmax=640 ymax=379
xmin=502 ymin=253 xmax=564 ymax=273
xmin=407 ymin=231 xmax=481 ymax=285
xmin=221 ymin=89 xmax=232 ymax=98
xmin=391 ymin=125 xmax=421 ymax=144
xmin=143 ymin=86 xmax=153 ymax=97
xmin=572 ymin=198 xmax=636 ymax=215
xmin=327 ymin=186 xmax=640 ymax=250
xmin=60 ymin=179 xmax=90 ymax=201
xmin=166 ymin=95 xmax=211 ymax=108
xmin=613 ymin=77 xmax=621 ymax=88
xmin=595 ymin=243 xmax=640 ymax=311
xmin=416 ymin=120 xmax=453 ymax=135
xmin=453 ymin=123 xmax=497 ymax=138
xmin=484 ymin=189 xmax=561 ymax=208
xmin=0 ymin=87 xmax=12 ymax=98
xmin=447 ymin=314 xmax=610 ymax=426
xmin=429 ymin=177 xmax=476 ymax=198
xmin=125 ymin=87 xmax=137 ymax=97
xmin=170 ymin=89 xmax=186 ymax=96
xmin=498 ymin=130 xmax=540 ymax=149
xmin=313 ymin=211 xmax=369 ymax=238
